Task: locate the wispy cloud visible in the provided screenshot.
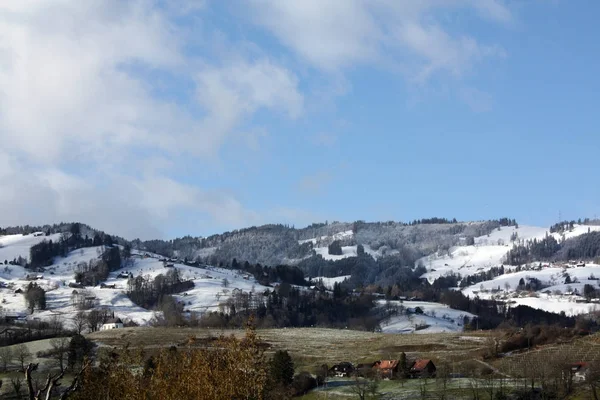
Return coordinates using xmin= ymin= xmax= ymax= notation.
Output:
xmin=246 ymin=0 xmax=512 ymax=80
xmin=0 ymin=1 xmax=304 ymax=238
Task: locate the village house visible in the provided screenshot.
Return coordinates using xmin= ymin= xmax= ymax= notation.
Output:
xmin=100 ymin=317 xmax=124 ymax=330
xmin=373 ymin=360 xmax=400 ymax=379
xmin=570 ymin=362 xmax=589 ymax=382
xmin=328 ymin=362 xmax=355 ymax=377
xmin=409 ymin=359 xmax=436 ymax=378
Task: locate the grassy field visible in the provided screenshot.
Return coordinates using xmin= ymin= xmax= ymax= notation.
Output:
xmin=300 ymin=377 xmax=520 ymax=400
xmin=87 ymin=327 xmax=493 ymax=373
xmin=492 ymin=334 xmax=600 ymax=377
xmin=4 ymin=328 xmax=600 ymax=399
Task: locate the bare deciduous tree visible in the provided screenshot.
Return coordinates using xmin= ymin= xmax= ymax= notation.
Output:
xmin=50 ymin=337 xmax=70 ymax=373
xmin=14 ymin=344 xmax=31 ymax=371
xmin=349 ymin=375 xmax=379 ymax=400
xmin=73 ymin=311 xmax=87 ymax=334
xmin=0 ymin=346 xmax=13 ymax=371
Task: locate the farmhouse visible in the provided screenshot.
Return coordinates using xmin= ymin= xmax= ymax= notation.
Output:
xmin=329 ymin=362 xmax=354 ymax=377
xmin=373 ymin=360 xmax=400 ymax=379
xmin=409 ymin=359 xmax=436 ymax=378
xmin=101 ymin=317 xmax=124 ymax=330
xmin=100 ymin=283 xmax=116 ymax=289
xmin=570 ymin=362 xmax=589 ymax=382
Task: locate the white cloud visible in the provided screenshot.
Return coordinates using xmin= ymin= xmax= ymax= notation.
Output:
xmin=247 ymin=0 xmax=511 ymax=80
xmin=0 ymin=153 xmax=265 ymax=240
xmin=0 ymin=1 xmax=305 ymax=238
xmin=194 ymin=58 xmax=304 ymax=153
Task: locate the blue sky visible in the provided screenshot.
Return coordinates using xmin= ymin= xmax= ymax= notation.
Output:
xmin=0 ymin=0 xmax=599 ymax=239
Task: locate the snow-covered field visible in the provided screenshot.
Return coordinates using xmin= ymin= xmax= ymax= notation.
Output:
xmin=0 ymin=234 xmax=267 ymax=328
xmin=415 ymin=224 xmax=600 ymax=316
xmin=379 ymin=301 xmax=476 ymax=334
xmin=421 ymin=225 xmax=600 ymax=282
xmin=311 ymin=275 xmax=351 ymax=289
xmin=0 ymin=233 xmax=62 ymax=264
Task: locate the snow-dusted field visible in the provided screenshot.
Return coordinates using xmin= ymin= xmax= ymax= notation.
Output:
xmin=421 ymin=225 xmax=600 ymax=282
xmin=415 ymin=224 xmax=600 ymax=317
xmin=0 ymin=233 xmax=62 ymax=264
xmin=0 ymin=234 xmax=267 ymax=328
xmin=379 ymin=301 xmax=476 ymax=334
xmin=311 ymin=275 xmax=351 ymax=289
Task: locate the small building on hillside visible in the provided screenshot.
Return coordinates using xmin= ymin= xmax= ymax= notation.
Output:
xmin=329 ymin=362 xmax=355 ymax=377
xmin=100 ymin=317 xmax=124 ymax=330
xmin=570 ymin=362 xmax=589 ymax=382
xmin=373 ymin=360 xmax=400 ymax=379
xmin=409 ymin=359 xmax=436 ymax=378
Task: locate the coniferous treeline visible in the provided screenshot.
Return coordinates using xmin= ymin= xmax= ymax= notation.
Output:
xmin=229 ymin=259 xmax=307 ymax=286
xmin=298 ymin=253 xmax=426 ymax=291
xmin=438 ymin=290 xmax=579 ymax=330
xmin=198 ymin=283 xmax=380 ymax=331
xmin=27 ymin=226 xmax=123 ymax=269
xmin=549 ymin=218 xmax=600 ymax=234
xmin=129 ymin=219 xmax=512 ymax=266
xmin=127 ymin=268 xmax=194 ymax=309
xmin=458 ymin=266 xmax=506 ymax=288
xmin=24 ymin=282 xmax=46 ymax=312
xmin=505 ymin=231 xmax=600 ymax=265
xmin=74 ymin=247 xmax=122 ymax=286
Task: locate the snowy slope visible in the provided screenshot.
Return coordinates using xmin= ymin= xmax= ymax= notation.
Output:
xmin=461 ymin=264 xmax=600 ymax=316
xmin=379 ymin=301 xmax=476 ymax=334
xmin=298 ymin=230 xmax=354 ymax=245
xmin=420 ymin=225 xmax=600 ymax=282
xmin=312 ymin=275 xmax=351 ymax=289
xmin=0 ymin=240 xmax=268 ymax=327
xmin=0 ymin=233 xmax=63 ymax=264
xmin=417 ymin=224 xmax=600 ymax=317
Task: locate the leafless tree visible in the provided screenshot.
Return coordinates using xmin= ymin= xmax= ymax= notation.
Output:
xmin=22 ymin=361 xmax=90 ymax=400
xmin=14 ymin=344 xmax=31 ymax=371
xmin=10 ymin=377 xmax=23 ymax=397
xmin=48 ymin=315 xmax=63 ymax=334
xmin=73 ymin=310 xmax=87 ymax=334
xmin=349 ymin=375 xmax=379 ymax=400
xmin=49 ymin=337 xmax=69 ymax=373
xmin=0 ymin=346 xmax=13 ymax=371
xmin=85 ymin=309 xmax=103 ymax=332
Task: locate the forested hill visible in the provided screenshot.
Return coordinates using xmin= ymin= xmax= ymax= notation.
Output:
xmin=128 ymin=218 xmax=515 ymax=266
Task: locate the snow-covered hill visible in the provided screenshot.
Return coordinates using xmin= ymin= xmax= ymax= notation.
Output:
xmin=420 ymin=224 xmax=600 ymax=281
xmin=0 ymin=233 xmax=63 ymax=264
xmin=416 ymin=224 xmax=600 ymax=316
xmin=311 ymin=275 xmax=351 ymax=289
xmin=379 ymin=301 xmax=476 ymax=334
xmin=0 ymin=235 xmax=267 ymax=328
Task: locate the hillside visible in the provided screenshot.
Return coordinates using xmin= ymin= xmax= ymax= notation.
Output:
xmin=4 ymin=218 xmax=600 ymax=332
xmin=130 ymin=219 xmax=509 ymax=266
xmin=0 ymin=233 xmax=267 ymax=328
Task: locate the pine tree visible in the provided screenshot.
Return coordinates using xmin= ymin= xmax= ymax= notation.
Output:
xmin=269 ymin=350 xmax=295 ymax=386
xmin=357 ymin=244 xmax=365 ymax=256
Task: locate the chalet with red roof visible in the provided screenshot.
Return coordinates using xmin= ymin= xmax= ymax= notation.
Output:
xmin=570 ymin=362 xmax=589 ymax=382
xmin=409 ymin=359 xmax=436 ymax=378
xmin=373 ymin=359 xmax=400 ymax=379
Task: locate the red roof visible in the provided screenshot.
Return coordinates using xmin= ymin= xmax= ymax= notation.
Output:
xmin=412 ymin=359 xmax=432 ymax=371
xmin=571 ymin=362 xmax=589 ymax=370
xmin=374 ymin=360 xmax=399 ymax=370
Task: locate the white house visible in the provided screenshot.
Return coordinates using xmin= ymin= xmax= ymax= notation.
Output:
xmin=100 ymin=317 xmax=124 ymax=330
